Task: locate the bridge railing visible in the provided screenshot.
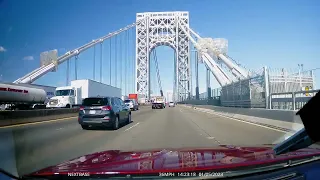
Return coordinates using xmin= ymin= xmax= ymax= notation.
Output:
xmin=270 ymin=89 xmax=319 ymax=111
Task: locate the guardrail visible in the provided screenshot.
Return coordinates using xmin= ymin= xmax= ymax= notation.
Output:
xmin=180 ymin=104 xmax=303 ymax=133
xmin=270 ymin=89 xmax=319 ymax=110
xmin=0 ymin=108 xmax=79 ymax=127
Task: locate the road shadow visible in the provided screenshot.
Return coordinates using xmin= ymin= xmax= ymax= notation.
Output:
xmin=85 ymin=121 xmax=133 ymax=131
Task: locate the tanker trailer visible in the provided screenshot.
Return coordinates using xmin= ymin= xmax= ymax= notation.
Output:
xmin=0 ymin=83 xmax=47 ymax=110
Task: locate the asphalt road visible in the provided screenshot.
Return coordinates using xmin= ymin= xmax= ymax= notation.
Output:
xmin=0 ymin=105 xmax=293 ymax=176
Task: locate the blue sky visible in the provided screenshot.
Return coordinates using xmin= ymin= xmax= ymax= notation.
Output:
xmin=0 ymin=0 xmax=319 ymax=96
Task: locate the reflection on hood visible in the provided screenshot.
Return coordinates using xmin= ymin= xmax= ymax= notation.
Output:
xmin=29 ymin=145 xmax=320 ymax=175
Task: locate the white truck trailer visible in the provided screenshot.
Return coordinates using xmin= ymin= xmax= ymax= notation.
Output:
xmin=46 ymin=79 xmax=121 ymax=108
xmin=0 ymin=82 xmax=56 ymax=110
xmin=152 ymin=96 xmax=166 ymax=109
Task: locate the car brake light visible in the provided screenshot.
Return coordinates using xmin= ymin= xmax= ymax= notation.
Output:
xmin=79 ymin=106 xmax=84 ymax=110
xmin=101 ymin=106 xmax=111 ymax=111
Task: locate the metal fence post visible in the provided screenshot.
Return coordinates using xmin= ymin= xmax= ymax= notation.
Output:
xmin=263 ymin=66 xmax=269 ymax=109
xmin=292 ymin=92 xmax=296 ymax=111
xmin=269 ymin=93 xmax=272 ymax=109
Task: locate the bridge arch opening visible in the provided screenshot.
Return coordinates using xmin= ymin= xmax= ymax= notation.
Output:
xmin=148 ymin=44 xmax=176 ymax=102
xmin=136 ymin=11 xmax=191 ymax=101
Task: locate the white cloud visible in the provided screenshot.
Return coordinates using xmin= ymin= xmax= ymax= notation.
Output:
xmin=23 ymin=56 xmax=34 ymax=61
xmin=0 ymin=46 xmax=7 ymax=52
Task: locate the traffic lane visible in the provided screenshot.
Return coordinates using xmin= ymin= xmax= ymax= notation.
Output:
xmin=1 ymin=106 xmax=153 ymax=176
xmin=178 ymin=106 xmax=287 ymax=146
xmin=4 ymin=106 xmax=152 ymax=152
xmin=97 ymin=106 xmax=221 ymax=151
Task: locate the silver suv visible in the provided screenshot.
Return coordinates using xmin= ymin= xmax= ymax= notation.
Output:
xmin=124 ymin=99 xmax=139 ymax=111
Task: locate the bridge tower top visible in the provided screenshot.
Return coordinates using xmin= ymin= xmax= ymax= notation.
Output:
xmin=136 ymin=11 xmax=189 ymax=20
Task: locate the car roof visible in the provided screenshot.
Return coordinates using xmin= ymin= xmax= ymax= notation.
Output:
xmin=85 ymin=96 xmax=119 ymax=99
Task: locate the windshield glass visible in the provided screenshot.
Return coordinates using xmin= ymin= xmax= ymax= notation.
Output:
xmin=55 ymin=90 xmax=71 ymax=96
xmin=1 ymin=0 xmax=319 ymax=179
xmin=82 ymin=98 xmax=107 ymax=106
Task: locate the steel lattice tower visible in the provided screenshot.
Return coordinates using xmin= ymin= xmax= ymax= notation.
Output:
xmin=135 ymin=11 xmax=191 ymax=101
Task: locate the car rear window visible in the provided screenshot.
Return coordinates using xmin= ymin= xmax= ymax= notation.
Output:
xmin=124 ymin=100 xmax=132 ymax=103
xmin=82 ymin=98 xmax=108 ymax=106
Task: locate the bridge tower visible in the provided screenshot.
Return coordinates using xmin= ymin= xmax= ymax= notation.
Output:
xmin=135 ymin=11 xmax=191 ymax=101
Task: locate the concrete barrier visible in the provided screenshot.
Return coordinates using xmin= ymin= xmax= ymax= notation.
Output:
xmin=180 ymin=104 xmax=304 ymax=133
xmin=0 ymin=108 xmax=79 ymax=127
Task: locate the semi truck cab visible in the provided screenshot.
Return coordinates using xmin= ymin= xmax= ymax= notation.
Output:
xmin=46 ymin=86 xmax=81 ymax=108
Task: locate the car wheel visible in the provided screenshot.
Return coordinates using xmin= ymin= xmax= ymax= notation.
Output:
xmin=81 ymin=125 xmax=89 ymax=130
xmin=113 ymin=116 xmax=119 ymax=130
xmin=127 ymin=113 xmax=132 ymax=124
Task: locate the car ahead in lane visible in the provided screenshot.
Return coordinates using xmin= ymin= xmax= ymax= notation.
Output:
xmin=124 ymin=99 xmax=139 ymax=111
xmin=78 ymin=97 xmax=131 ymax=130
xmin=168 ymin=102 xmax=175 ymax=107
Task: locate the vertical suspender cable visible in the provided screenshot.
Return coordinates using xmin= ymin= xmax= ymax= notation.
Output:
xmin=115 ymin=35 xmax=118 ymax=87
xmin=66 ymin=58 xmax=69 ymax=86
xmin=75 ymin=56 xmax=78 ymax=80
xmin=133 ymin=28 xmax=135 ymax=93
xmin=93 ymin=45 xmax=96 ymax=80
xmin=125 ymin=29 xmax=128 ymax=96
xmin=120 ymin=32 xmax=122 ymax=92
xmin=109 ymin=37 xmax=112 ymax=85
xmin=100 ymin=42 xmax=103 ymax=83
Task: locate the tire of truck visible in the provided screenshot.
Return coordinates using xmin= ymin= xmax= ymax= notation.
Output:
xmin=66 ymin=104 xmax=71 ymax=108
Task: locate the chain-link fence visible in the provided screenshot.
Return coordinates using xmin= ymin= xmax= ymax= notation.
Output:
xmin=195 ymin=67 xmax=317 ymax=109
xmin=270 ymin=90 xmax=318 ymax=111
xmin=216 ymin=68 xmax=266 ymax=108
xmin=268 ymin=68 xmax=316 ymax=110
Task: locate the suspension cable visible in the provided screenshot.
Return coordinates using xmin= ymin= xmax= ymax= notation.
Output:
xmin=120 ymin=32 xmax=123 ymax=91
xmin=66 ymin=58 xmax=69 ymax=86
xmin=115 ymin=35 xmax=118 ymax=87
xmin=100 ymin=42 xmax=103 ymax=83
xmin=125 ymin=29 xmax=128 ymax=96
xmin=75 ymin=56 xmax=78 ymax=80
xmin=132 ymin=28 xmax=135 ymax=93
xmin=93 ymin=45 xmax=96 ymax=80
xmin=109 ymin=36 xmax=112 ymax=85
xmin=153 ymin=49 xmax=163 ymax=96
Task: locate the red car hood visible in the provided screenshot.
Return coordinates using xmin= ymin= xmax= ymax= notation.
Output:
xmin=29 ymin=145 xmax=320 ymax=176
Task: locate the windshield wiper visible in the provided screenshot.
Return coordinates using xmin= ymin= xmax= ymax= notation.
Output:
xmin=273 ymin=128 xmax=315 ymax=155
